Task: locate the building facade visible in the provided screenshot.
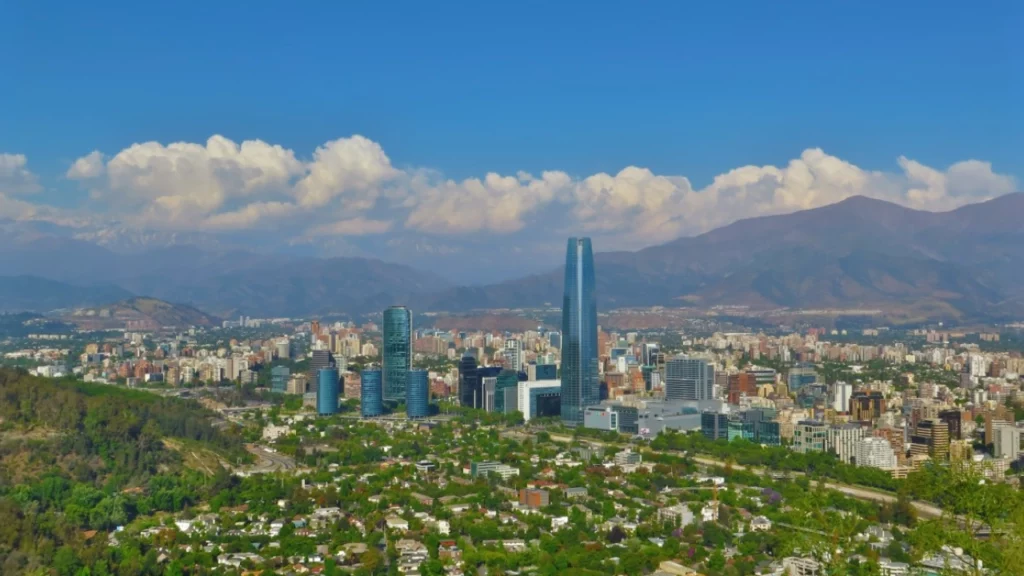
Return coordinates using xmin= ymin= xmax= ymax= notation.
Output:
xmin=993 ymin=424 xmax=1021 ymax=459
xmin=494 ymin=369 xmax=519 ymax=413
xmin=827 ymin=423 xmax=866 ymax=464
xmin=316 ymin=367 xmax=340 ymax=415
xmin=382 ymin=306 xmax=412 ymax=402
xmin=360 ymin=369 xmax=384 ymax=417
xmin=794 ymin=420 xmax=827 ymax=453
xmin=701 ymin=412 xmax=729 ymax=441
xmin=308 ymin=349 xmax=334 ymax=384
xmin=406 ymin=368 xmax=430 ymax=418
xmin=856 ymin=436 xmax=897 ymax=469
xmin=527 ymin=363 xmax=557 ymax=381
xmin=504 ymin=339 xmax=523 ymax=373
xmin=665 ymin=357 xmax=715 ymax=401
xmin=458 ymin=352 xmax=479 ymax=408
xmin=271 ymin=365 xmax=290 ymax=393
xmin=560 ymin=237 xmax=599 ymax=425
xmin=518 ymin=380 xmax=562 ymax=422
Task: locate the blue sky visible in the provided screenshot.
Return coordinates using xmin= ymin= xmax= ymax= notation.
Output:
xmin=1 ymin=1 xmax=1021 ymax=280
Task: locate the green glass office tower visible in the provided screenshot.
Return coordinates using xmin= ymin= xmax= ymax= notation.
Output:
xmin=382 ymin=306 xmax=412 ymax=402
xmin=560 ymin=238 xmax=598 ymax=425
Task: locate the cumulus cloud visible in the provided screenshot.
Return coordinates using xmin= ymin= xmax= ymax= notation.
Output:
xmin=293 ymin=136 xmax=399 ymax=209
xmin=92 ymin=135 xmax=304 ymax=227
xmin=66 ymin=150 xmax=106 ymax=180
xmin=405 ymin=170 xmax=573 ymax=234
xmin=0 ymin=153 xmax=42 ymax=194
xmin=57 ymin=135 xmax=1017 ymax=250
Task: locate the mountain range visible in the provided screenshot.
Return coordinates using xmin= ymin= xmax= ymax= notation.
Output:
xmin=0 ymin=193 xmax=1021 ymax=323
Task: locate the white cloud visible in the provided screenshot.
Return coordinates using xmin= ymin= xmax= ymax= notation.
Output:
xmin=66 ymin=150 xmax=106 ymax=180
xmin=405 ymin=170 xmax=572 ymax=234
xmin=293 ymin=136 xmax=399 ymax=209
xmin=0 ymin=153 xmax=42 ymax=194
xmin=306 ymin=217 xmax=393 ymax=236
xmin=899 ymin=157 xmax=1016 ymax=209
xmin=201 ymin=201 xmax=300 ymax=231
xmin=54 ymin=135 xmax=1017 ymax=249
xmin=95 ymin=135 xmax=304 ymax=227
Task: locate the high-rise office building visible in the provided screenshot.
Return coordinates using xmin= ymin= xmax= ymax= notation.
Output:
xmin=939 ymin=409 xmax=964 ymax=440
xmin=827 ymin=423 xmax=866 ymax=464
xmin=494 ymin=369 xmax=519 ymax=413
xmin=317 ymin=367 xmax=340 ymax=415
xmin=275 ymin=339 xmax=291 ymax=360
xmin=309 ymin=349 xmax=334 ymax=384
xmin=406 ymin=369 xmax=430 ymax=418
xmin=459 ymin=352 xmax=480 ymax=408
xmin=641 ymin=343 xmax=660 ymax=367
xmin=727 ymin=373 xmax=757 ymax=404
xmin=993 ymin=424 xmax=1020 ymax=459
xmin=850 ymin=390 xmax=886 ymax=422
xmin=787 ymin=365 xmax=817 ymax=392
xmin=383 ymin=306 xmax=412 ymax=402
xmin=361 ymin=369 xmax=383 ymax=417
xmin=830 ymin=381 xmax=853 ymax=413
xmin=549 ymin=332 xmax=561 ymax=350
xmin=912 ymin=419 xmax=950 ymax=462
xmin=560 ymin=237 xmax=599 ymax=426
xmin=665 ymin=357 xmax=715 ymax=401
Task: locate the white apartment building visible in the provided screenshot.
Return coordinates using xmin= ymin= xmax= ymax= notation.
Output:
xmin=993 ymin=424 xmax=1021 ymax=459
xmin=856 ymin=436 xmax=897 ymax=469
xmin=827 ymin=424 xmax=866 ymax=464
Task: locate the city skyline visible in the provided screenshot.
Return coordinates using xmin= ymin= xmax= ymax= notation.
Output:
xmin=2 ymin=2 xmax=1022 ymax=573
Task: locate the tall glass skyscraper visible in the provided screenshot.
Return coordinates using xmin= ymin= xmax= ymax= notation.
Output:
xmin=317 ymin=367 xmax=340 ymax=415
xmin=406 ymin=369 xmax=430 ymax=418
xmin=361 ymin=369 xmax=383 ymax=417
xmin=382 ymin=306 xmax=412 ymax=402
xmin=459 ymin=352 xmax=479 ymax=408
xmin=560 ymin=237 xmax=599 ymax=425
xmin=494 ymin=369 xmax=519 ymax=413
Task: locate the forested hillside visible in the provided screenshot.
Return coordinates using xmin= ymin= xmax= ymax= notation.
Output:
xmin=0 ymin=369 xmax=246 ymax=575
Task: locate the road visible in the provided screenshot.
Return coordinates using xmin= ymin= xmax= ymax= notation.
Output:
xmin=543 ymin=432 xmax=945 ymax=519
xmin=239 ymin=443 xmax=296 ymax=474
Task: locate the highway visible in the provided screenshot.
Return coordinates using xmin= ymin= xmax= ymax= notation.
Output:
xmin=240 ymin=443 xmax=297 ymax=474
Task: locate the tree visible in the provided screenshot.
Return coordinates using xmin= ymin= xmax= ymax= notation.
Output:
xmin=706 ymin=550 xmax=726 ymax=571
xmin=53 ymin=546 xmax=81 ymax=576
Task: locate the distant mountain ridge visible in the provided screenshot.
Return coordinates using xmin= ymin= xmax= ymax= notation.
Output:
xmin=0 ymin=276 xmax=133 ymax=312
xmin=0 ymin=194 xmax=1021 ymax=322
xmin=421 ymin=193 xmax=1024 ymax=321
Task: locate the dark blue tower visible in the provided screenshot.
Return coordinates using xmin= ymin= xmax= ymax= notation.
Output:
xmin=361 ymin=369 xmax=383 ymax=417
xmin=458 ymin=352 xmax=479 ymax=408
xmin=406 ymin=369 xmax=430 ymax=418
xmin=316 ymin=367 xmax=340 ymax=415
xmin=560 ymin=237 xmax=598 ymax=425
